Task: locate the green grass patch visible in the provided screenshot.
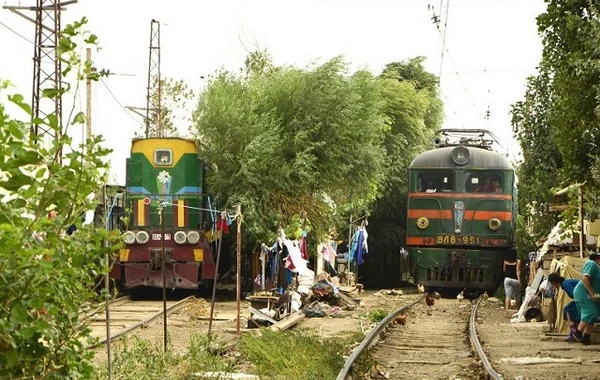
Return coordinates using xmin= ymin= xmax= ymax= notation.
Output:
xmin=95 ymin=334 xmax=236 ymax=380
xmin=239 ymin=328 xmax=363 ymax=379
xmin=365 ymin=309 xmax=388 ymax=323
xmin=95 ymin=329 xmax=369 ymax=379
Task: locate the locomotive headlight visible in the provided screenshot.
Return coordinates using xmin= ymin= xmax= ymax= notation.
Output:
xmin=187 ymin=231 xmax=201 ymax=244
xmin=123 ymin=231 xmax=136 ymax=244
xmin=416 ymin=217 xmax=429 ymax=229
xmin=451 ymin=146 xmax=470 ymax=165
xmin=174 ymin=230 xmax=187 ymax=244
xmin=136 ymin=230 xmax=150 ymax=244
xmin=488 ymin=218 xmax=501 ymax=231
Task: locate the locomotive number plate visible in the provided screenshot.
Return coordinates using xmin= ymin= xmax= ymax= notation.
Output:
xmin=152 ymin=233 xmax=171 ymax=241
xmin=436 ymin=235 xmax=482 ymax=245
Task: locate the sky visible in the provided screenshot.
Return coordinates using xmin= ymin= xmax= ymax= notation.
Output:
xmin=0 ymin=0 xmax=547 ymax=185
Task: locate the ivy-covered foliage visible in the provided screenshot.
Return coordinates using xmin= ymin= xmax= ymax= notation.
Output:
xmin=0 ymin=18 xmax=119 ymax=379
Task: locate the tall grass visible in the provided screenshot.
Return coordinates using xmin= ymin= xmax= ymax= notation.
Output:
xmin=238 ymin=328 xmax=364 ymax=379
xmin=96 ymin=334 xmax=236 ymax=380
xmin=96 ymin=329 xmax=368 ymax=379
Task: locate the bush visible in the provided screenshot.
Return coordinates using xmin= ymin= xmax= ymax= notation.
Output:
xmin=0 ymin=18 xmax=118 ymax=379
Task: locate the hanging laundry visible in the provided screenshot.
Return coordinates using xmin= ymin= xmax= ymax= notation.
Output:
xmin=349 ymin=225 xmax=369 ymax=265
xmin=300 ymin=229 xmax=308 ymax=260
xmin=216 ymin=210 xmax=229 ymax=233
xmin=319 ymin=241 xmax=337 ymax=263
xmin=283 ymin=239 xmax=311 ymax=276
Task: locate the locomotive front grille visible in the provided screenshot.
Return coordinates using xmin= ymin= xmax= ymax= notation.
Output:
xmin=426 ymin=265 xmax=485 ymax=283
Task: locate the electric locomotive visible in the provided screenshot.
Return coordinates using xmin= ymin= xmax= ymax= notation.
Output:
xmin=406 ymin=129 xmax=516 ymax=295
xmin=110 ymin=137 xmax=216 ymax=290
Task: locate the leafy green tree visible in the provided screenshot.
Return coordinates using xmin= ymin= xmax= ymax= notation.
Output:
xmin=139 ymin=77 xmax=194 ymax=138
xmin=192 ymin=53 xmax=387 ymax=246
xmin=0 ymin=19 xmax=117 ymax=378
xmin=511 ymin=67 xmax=561 ymax=242
xmin=536 ymin=0 xmax=600 ymax=183
xmin=365 ymin=57 xmax=443 ymax=287
xmin=511 ymin=0 xmax=600 ymax=239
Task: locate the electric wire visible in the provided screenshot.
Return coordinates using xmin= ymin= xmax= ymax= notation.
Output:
xmin=99 ymin=78 xmax=145 ymax=128
xmin=0 ymin=19 xmax=33 ymax=44
xmin=437 ymin=0 xmax=450 ymax=84
xmin=432 ymin=0 xmax=483 ymax=123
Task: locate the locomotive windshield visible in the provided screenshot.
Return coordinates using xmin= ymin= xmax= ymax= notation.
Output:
xmin=416 ymin=170 xmax=455 ymax=193
xmin=466 ymin=171 xmax=503 ymax=193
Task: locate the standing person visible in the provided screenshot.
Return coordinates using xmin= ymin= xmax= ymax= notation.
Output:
xmin=572 ymin=253 xmax=600 ymax=345
xmin=547 ymin=272 xmax=580 ymax=342
xmin=503 ymin=248 xmax=521 ymax=311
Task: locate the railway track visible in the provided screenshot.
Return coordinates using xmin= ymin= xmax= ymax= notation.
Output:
xmin=83 ymin=295 xmax=195 ymax=348
xmin=337 ymin=294 xmax=499 ymax=380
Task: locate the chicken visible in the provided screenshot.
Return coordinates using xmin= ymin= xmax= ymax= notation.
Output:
xmin=393 ymin=313 xmax=407 ymax=326
xmin=457 ymin=290 xmax=464 ymax=302
xmin=463 ymin=288 xmax=481 ymax=304
xmin=431 ymin=291 xmax=441 ymax=300
xmin=417 ymin=284 xmax=425 ymax=294
xmin=483 ymin=291 xmax=489 ymax=301
xmin=425 ymin=292 xmax=435 ymax=306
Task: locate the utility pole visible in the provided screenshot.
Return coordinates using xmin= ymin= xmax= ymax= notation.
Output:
xmin=3 ymin=0 xmax=77 ymax=158
xmin=236 ymin=205 xmax=242 ymax=335
xmin=86 ymin=47 xmax=92 ymax=141
xmin=146 ymin=19 xmax=162 ymax=138
xmin=126 ymin=19 xmax=162 ymax=138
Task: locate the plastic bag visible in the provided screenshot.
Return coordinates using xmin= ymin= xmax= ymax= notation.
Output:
xmin=303 ymin=301 xmax=326 ymax=318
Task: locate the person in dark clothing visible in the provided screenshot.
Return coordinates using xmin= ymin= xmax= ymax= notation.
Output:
xmin=503 ymin=249 xmax=521 ymax=311
xmin=548 ymin=272 xmax=580 ymax=342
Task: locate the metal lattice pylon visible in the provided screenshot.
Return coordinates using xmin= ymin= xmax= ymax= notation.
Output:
xmin=3 ymin=0 xmax=77 ymax=154
xmin=145 ymin=19 xmax=162 ymax=138
xmin=31 ymin=0 xmax=62 ymax=145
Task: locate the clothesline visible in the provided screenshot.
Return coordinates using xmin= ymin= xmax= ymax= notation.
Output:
xmin=156 ymin=201 xmax=229 ymax=216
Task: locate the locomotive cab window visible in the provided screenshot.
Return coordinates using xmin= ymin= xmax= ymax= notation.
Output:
xmin=466 ymin=172 xmax=503 ymax=193
xmin=154 ymin=149 xmax=172 ymax=166
xmin=417 ymin=170 xmax=455 ymax=193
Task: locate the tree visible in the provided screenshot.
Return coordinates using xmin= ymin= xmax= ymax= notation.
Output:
xmin=511 ymin=67 xmax=562 ymax=242
xmin=511 ymin=0 xmax=600 ymax=239
xmin=192 ymin=53 xmax=387 ymax=246
xmin=0 ymin=19 xmax=118 ymax=378
xmin=364 ymin=57 xmax=444 ymax=287
xmin=137 ymin=77 xmax=194 ymax=138
xmin=536 ymin=0 xmax=600 ymax=183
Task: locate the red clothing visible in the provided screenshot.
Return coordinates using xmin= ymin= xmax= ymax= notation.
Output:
xmin=216 ymin=218 xmax=229 ymax=233
xmin=300 ymin=237 xmax=308 ymax=260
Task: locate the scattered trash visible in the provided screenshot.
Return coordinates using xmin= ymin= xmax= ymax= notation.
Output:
xmin=303 ymin=301 xmax=326 ymax=318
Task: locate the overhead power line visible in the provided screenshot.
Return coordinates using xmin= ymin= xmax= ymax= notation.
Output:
xmin=100 ymin=77 xmax=145 ymax=128
xmin=0 ymin=19 xmax=33 ymax=44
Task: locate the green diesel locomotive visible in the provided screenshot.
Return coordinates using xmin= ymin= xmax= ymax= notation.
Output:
xmin=406 ymin=129 xmax=517 ymax=295
xmin=110 ymin=137 xmax=216 ymax=290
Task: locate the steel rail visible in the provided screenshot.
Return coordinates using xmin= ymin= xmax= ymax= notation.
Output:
xmin=469 ymin=296 xmax=503 ymax=380
xmin=86 ymin=295 xmax=196 ymax=349
xmin=336 ymin=294 xmax=426 ymax=380
xmin=80 ymin=295 xmax=131 ymax=321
